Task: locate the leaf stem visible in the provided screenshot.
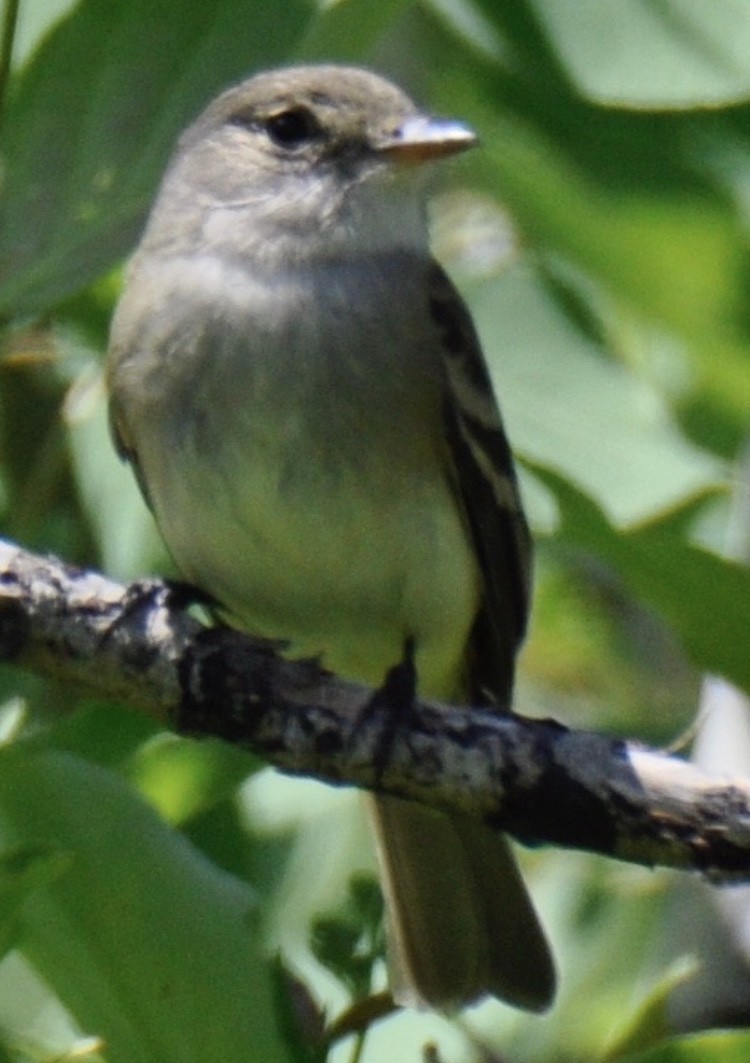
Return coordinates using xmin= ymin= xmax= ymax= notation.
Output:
xmin=347 ymin=1031 xmax=366 ymax=1063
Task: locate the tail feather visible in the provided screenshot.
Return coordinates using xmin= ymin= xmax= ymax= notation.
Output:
xmin=368 ymin=794 xmax=555 ymax=1011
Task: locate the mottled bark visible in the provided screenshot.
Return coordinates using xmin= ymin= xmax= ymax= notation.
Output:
xmin=2 ymin=537 xmax=749 ymax=881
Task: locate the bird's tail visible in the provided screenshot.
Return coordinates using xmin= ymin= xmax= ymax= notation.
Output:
xmin=368 ymin=793 xmax=556 ymax=1010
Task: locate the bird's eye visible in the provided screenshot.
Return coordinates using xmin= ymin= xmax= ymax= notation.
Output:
xmin=264 ymin=107 xmax=320 ymax=149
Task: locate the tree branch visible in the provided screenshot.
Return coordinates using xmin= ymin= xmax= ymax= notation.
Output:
xmin=1 ymin=536 xmax=749 ymax=881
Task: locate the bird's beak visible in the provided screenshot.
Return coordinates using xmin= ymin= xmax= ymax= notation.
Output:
xmin=376 ymin=115 xmax=477 ymax=165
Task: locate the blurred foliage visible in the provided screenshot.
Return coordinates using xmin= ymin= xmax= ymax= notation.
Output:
xmin=2 ymin=0 xmax=750 ymax=1060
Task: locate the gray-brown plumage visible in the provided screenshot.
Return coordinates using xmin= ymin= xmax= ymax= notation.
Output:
xmin=107 ymin=64 xmax=555 ymax=1011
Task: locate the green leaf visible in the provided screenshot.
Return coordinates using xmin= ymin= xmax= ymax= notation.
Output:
xmin=619 ymin=1030 xmax=750 ymax=1063
xmin=477 ymin=117 xmax=745 ymax=357
xmin=603 ymin=957 xmax=699 ymax=1061
xmin=0 ymin=843 xmax=71 ymax=961
xmin=296 ymin=0 xmax=410 ymax=62
xmin=0 ymin=742 xmax=292 ymax=1062
xmin=269 ymin=958 xmax=327 ymax=1063
xmin=423 ymin=40 xmax=750 ymax=418
xmin=310 ymin=874 xmax=384 ymax=1000
xmin=537 ymin=468 xmax=750 ymax=695
xmin=468 ymin=267 xmax=723 ymax=526
xmin=531 ymin=0 xmax=750 ymax=109
xmin=39 ymin=702 xmax=259 ymax=826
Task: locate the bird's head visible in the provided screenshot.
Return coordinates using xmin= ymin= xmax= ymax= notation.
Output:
xmin=143 ymin=65 xmax=476 ymax=262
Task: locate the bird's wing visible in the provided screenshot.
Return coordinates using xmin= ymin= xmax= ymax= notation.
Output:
xmin=429 ymin=262 xmax=531 ymax=707
xmin=108 ymin=399 xmax=155 ymax=513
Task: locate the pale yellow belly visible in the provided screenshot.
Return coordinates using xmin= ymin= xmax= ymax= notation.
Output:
xmin=148 ymin=430 xmax=480 ymax=701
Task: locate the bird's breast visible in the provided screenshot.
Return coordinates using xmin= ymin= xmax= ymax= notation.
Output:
xmin=113 ymin=252 xmax=481 ymax=696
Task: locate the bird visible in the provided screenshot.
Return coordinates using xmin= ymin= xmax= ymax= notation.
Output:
xmin=106 ymin=63 xmax=555 ymax=1012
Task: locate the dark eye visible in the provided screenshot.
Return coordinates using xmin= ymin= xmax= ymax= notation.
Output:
xmin=264 ymin=107 xmax=320 ymax=149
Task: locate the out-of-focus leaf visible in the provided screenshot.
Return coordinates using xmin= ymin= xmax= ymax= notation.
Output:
xmin=531 ymin=0 xmax=750 ymax=109
xmin=422 ymin=0 xmax=511 ymax=64
xmin=296 ymin=0 xmax=409 ymax=62
xmin=469 ymin=267 xmax=723 ymax=526
xmin=422 ymin=40 xmax=750 ymax=418
xmin=477 ymin=116 xmax=745 ymax=357
xmin=12 ymin=0 xmax=77 ymax=70
xmin=537 ymin=468 xmax=750 ymax=696
xmin=0 ymin=742 xmax=292 ymax=1063
xmin=40 ymin=703 xmax=258 ymax=826
xmin=603 ymin=957 xmax=699 ymax=1061
xmin=619 ymin=1030 xmax=750 ymax=1063
xmin=270 ymin=958 xmax=327 ymax=1063
xmin=413 ymin=25 xmax=750 ymax=560
xmin=0 ymin=0 xmax=315 ymax=318
xmin=458 ymin=0 xmax=750 ymax=108
xmin=0 ymin=844 xmax=70 ymax=960
xmin=126 ymin=730 xmax=259 ymax=826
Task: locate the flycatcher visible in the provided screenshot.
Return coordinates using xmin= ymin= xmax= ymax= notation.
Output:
xmin=107 ymin=64 xmax=555 ymax=1011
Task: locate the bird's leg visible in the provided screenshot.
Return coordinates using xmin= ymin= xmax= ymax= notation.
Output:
xmin=354 ymin=636 xmax=417 ymax=785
